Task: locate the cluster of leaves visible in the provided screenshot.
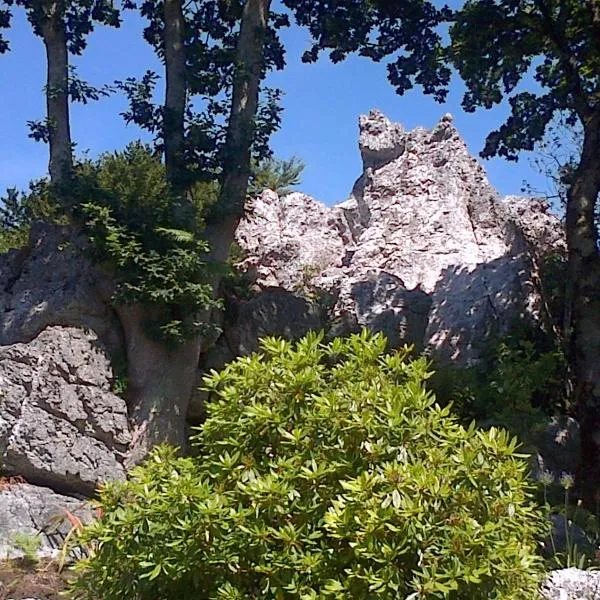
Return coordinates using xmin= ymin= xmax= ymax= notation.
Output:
xmin=114 ymin=1 xmax=289 ymax=190
xmin=433 ymin=328 xmax=566 ymax=444
xmin=0 ymin=181 xmax=65 ymax=253
xmin=68 ymin=142 xmax=221 ymax=344
xmin=249 ymin=155 xmax=305 ymax=197
xmin=10 ymin=531 xmax=42 ymax=565
xmin=73 ymin=331 xmax=547 ymax=600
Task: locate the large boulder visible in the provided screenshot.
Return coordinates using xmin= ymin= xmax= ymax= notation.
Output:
xmin=216 ymin=110 xmax=563 ymax=367
xmin=0 ymin=327 xmax=131 ymax=496
xmin=542 ymin=569 xmax=600 ymax=599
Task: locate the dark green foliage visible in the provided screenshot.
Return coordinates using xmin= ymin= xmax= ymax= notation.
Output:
xmin=282 ymin=0 xmax=450 ymax=102
xmin=73 ymin=331 xmax=547 ymax=600
xmin=434 ymin=330 xmax=566 ymax=444
xmin=8 ymin=0 xmax=120 ymax=53
xmin=448 ymin=0 xmax=599 ymax=160
xmin=70 ymin=142 xmax=221 ymax=344
xmin=0 ymin=182 xmax=65 ymax=253
xmin=114 ymin=0 xmax=288 ymax=191
xmin=249 ymin=156 xmax=305 ymax=196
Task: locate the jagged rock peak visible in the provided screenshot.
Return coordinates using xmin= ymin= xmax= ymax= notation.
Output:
xmin=358 ymin=109 xmax=464 ymax=172
xmin=228 ymin=110 xmax=564 ymax=365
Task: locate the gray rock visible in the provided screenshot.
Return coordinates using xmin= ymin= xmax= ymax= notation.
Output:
xmin=221 ymin=289 xmax=323 ymax=357
xmin=0 ymin=327 xmax=131 ymax=496
xmin=358 ymin=109 xmax=405 ymax=170
xmin=0 ymin=482 xmax=92 ymax=559
xmin=228 ymin=111 xmax=563 ymax=364
xmin=0 ymin=222 xmax=122 ymax=352
xmin=235 ymin=191 xmax=347 ymax=291
xmin=542 ymin=569 xmax=600 ymax=599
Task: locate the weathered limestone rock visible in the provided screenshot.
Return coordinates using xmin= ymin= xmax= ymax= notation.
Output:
xmin=235 ymin=192 xmax=347 ymax=291
xmin=542 ymin=568 xmax=600 ymax=599
xmin=218 ymin=110 xmax=563 ymax=366
xmin=0 ymin=222 xmax=122 ymax=351
xmin=0 ymin=327 xmax=131 ymax=496
xmin=0 ymin=482 xmax=92 ymax=559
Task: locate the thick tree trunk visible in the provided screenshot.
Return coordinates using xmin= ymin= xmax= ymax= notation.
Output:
xmin=122 ymin=0 xmax=272 ymax=463
xmin=41 ymin=12 xmax=72 ymax=186
xmin=566 ymin=110 xmax=600 ymax=503
xmin=117 ymin=304 xmax=202 ymax=466
xmin=163 ymin=0 xmax=187 ymax=192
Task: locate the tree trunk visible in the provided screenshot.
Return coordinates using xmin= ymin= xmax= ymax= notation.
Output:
xmin=566 ymin=110 xmax=600 ymax=503
xmin=122 ymin=0 xmax=272 ymax=463
xmin=204 ymin=0 xmax=273 ymax=263
xmin=117 ymin=304 xmax=202 ymax=466
xmin=163 ymin=0 xmax=187 ymax=192
xmin=41 ymin=11 xmax=72 ymax=186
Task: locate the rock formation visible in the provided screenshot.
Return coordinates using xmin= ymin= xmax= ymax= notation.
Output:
xmin=0 ymin=111 xmax=565 ymax=569
xmin=211 ymin=110 xmax=563 ymax=370
xmin=0 ymin=327 xmax=130 ymax=497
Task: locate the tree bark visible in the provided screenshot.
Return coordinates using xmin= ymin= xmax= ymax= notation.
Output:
xmin=204 ymin=0 xmax=273 ymax=263
xmin=122 ymin=0 xmax=272 ymax=463
xmin=41 ymin=10 xmax=72 ymax=186
xmin=116 ymin=305 xmax=201 ymax=466
xmin=163 ymin=0 xmax=187 ymax=192
xmin=566 ymin=109 xmax=600 ymax=503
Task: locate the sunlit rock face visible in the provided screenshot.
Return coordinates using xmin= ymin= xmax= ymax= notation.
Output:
xmin=224 ymin=110 xmax=563 ymax=364
xmin=0 ymin=327 xmax=131 ymax=497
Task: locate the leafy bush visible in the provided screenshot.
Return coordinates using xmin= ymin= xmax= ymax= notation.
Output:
xmin=73 ymin=331 xmax=547 ymax=600
xmin=0 ymin=183 xmax=65 ymax=254
xmin=433 ymin=331 xmax=566 ymax=443
xmin=10 ymin=531 xmax=42 ymax=565
xmin=69 ymin=143 xmax=221 ymax=344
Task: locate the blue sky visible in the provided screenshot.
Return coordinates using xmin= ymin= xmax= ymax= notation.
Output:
xmin=0 ymin=6 xmax=551 ymax=206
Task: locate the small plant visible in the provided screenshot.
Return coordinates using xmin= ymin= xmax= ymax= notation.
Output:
xmin=10 ymin=532 xmax=42 ymax=565
xmin=540 ymin=470 xmax=600 ymax=570
xmin=0 ymin=182 xmax=65 ymax=254
xmin=249 ymin=156 xmax=305 ymax=196
xmin=72 ymin=331 xmax=548 ymax=600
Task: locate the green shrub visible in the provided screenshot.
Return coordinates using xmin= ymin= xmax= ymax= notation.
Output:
xmin=69 ymin=143 xmax=221 ymax=344
xmin=10 ymin=531 xmax=42 ymax=565
xmin=249 ymin=156 xmax=305 ymax=196
xmin=72 ymin=331 xmax=547 ymax=600
xmin=433 ymin=331 xmax=566 ymax=444
xmin=0 ymin=183 xmax=65 ymax=254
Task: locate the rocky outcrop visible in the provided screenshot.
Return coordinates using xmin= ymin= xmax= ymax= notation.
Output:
xmin=0 ymin=327 xmax=130 ymax=496
xmin=0 ymin=111 xmax=564 ymax=526
xmin=225 ymin=110 xmax=563 ymax=365
xmin=0 ymin=222 xmax=122 ymax=351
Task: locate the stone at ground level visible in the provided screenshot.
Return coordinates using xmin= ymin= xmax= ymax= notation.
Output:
xmin=0 ymin=482 xmax=92 ymax=560
xmin=542 ymin=568 xmax=600 ymax=599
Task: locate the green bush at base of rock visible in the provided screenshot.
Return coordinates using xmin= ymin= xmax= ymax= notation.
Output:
xmin=72 ymin=331 xmax=548 ymax=600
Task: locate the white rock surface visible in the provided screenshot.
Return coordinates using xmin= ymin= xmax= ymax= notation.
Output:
xmin=542 ymin=568 xmax=600 ymax=599
xmin=230 ymin=110 xmax=563 ymax=363
xmin=0 ymin=482 xmax=92 ymax=559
